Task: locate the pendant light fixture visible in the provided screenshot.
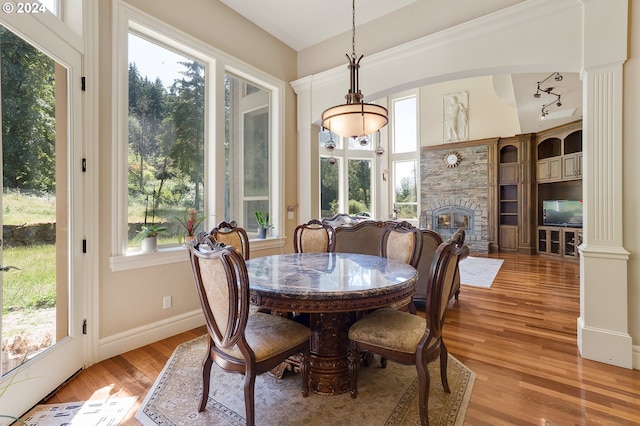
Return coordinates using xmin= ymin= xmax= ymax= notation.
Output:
xmin=321 ymin=0 xmax=388 ymax=145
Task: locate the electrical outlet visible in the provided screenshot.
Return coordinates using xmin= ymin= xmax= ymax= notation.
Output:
xmin=163 ymin=295 xmax=172 ymax=309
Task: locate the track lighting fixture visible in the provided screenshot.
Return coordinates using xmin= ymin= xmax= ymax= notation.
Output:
xmin=534 ymin=72 xmax=563 ymax=120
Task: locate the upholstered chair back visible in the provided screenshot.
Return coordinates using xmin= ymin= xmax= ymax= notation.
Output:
xmin=413 ymin=230 xmax=444 ymax=307
xmin=379 ymin=223 xmax=423 ymax=268
xmin=333 ymin=220 xmax=387 ymax=255
xmin=210 ymin=220 xmax=250 ymax=260
xmin=293 ymin=219 xmax=336 ymax=253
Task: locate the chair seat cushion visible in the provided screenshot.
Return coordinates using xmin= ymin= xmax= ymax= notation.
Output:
xmin=348 ymin=308 xmax=427 ymax=354
xmin=219 ymin=312 xmax=311 ymax=361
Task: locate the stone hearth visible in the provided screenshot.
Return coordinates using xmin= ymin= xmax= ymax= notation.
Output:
xmin=420 ymin=143 xmax=491 ymax=253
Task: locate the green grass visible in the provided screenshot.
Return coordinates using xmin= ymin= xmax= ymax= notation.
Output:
xmin=3 ymin=189 xmax=56 ymax=225
xmin=2 ymin=245 xmax=56 ymax=313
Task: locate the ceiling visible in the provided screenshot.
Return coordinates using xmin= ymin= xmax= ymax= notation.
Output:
xmin=220 ymin=0 xmax=417 ymax=52
xmin=221 ymin=0 xmax=582 ymax=134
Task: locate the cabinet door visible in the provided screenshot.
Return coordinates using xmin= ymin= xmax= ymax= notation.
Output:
xmin=538 ymin=227 xmax=549 ymax=254
xmin=537 ymin=158 xmax=562 ymax=182
xmin=548 ymin=157 xmax=562 ymax=180
xmin=500 ymin=225 xmax=518 ymax=251
xmin=562 ymin=153 xmax=582 ymax=179
xmin=562 ymin=228 xmax=583 ymax=259
xmin=548 ymin=228 xmax=562 ymax=256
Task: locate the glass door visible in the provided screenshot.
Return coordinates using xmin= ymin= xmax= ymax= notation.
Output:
xmin=0 ymin=20 xmax=85 ymax=420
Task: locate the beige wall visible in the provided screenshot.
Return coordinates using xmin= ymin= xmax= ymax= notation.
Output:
xmin=419 ymin=76 xmax=521 ymax=147
xmin=97 ymin=0 xmax=298 ymax=353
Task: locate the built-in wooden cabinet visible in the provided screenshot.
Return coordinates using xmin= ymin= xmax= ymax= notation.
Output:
xmin=537 ymin=226 xmax=582 ymax=261
xmin=537 ymin=156 xmax=562 ymax=182
xmin=535 ymin=120 xmax=583 ymax=261
xmin=562 ymin=153 xmax=582 ymax=179
xmin=538 ymin=226 xmax=562 ymax=256
xmin=497 ymin=135 xmax=535 ymax=253
xmin=536 ymin=124 xmax=582 ymax=183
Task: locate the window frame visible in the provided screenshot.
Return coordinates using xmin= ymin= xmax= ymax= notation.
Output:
xmin=389 ymin=92 xmax=419 ymax=222
xmin=318 ymin=131 xmax=377 ymax=219
xmin=110 ymin=3 xmax=284 ymax=271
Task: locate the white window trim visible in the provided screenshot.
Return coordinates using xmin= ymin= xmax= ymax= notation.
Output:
xmin=109 ymin=2 xmax=284 ymax=271
xmin=389 ymin=91 xmax=420 ymax=224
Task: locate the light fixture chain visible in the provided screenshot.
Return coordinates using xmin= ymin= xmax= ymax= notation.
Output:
xmin=352 ymin=0 xmax=356 ymax=57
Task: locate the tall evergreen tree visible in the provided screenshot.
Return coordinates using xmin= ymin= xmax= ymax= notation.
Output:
xmin=162 ymin=60 xmax=205 ymax=210
xmin=1 ymin=27 xmax=56 ymax=192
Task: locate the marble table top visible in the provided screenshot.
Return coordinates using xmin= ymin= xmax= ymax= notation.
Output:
xmin=246 ymin=252 xmax=417 ymax=303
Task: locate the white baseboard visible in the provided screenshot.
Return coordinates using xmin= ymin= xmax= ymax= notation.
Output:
xmin=633 ymin=345 xmax=640 ymax=370
xmin=577 ymin=317 xmax=633 ymax=369
xmin=97 ymin=309 xmax=205 ymax=362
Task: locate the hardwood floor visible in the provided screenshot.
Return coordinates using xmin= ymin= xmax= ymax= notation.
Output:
xmin=44 ymin=253 xmax=640 ymax=425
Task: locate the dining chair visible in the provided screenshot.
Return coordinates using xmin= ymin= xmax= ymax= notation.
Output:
xmin=293 ymin=218 xmax=336 ymax=253
xmin=347 ymin=239 xmax=469 ymax=426
xmin=188 ymin=234 xmax=311 ymax=425
xmin=333 ymin=220 xmax=396 ymax=255
xmin=448 ymin=228 xmax=466 ymax=300
xmin=209 ymin=220 xmax=250 ymax=260
xmin=412 ymin=229 xmax=444 ymax=310
xmin=379 ymin=222 xmax=423 ymax=269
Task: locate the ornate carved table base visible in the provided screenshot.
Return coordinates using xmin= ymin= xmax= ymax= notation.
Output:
xmin=308 ymin=311 xmax=353 ymax=395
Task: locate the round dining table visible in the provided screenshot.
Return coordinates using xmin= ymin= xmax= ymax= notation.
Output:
xmin=246 ymin=252 xmax=417 ymax=395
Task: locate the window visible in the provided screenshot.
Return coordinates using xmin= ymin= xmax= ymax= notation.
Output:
xmin=319 ymin=130 xmax=375 ymax=218
xmin=225 ymin=74 xmax=270 ymax=231
xmin=127 ymin=33 xmax=205 ymax=249
xmin=112 ymin=5 xmax=284 ymax=268
xmin=390 ymin=95 xmax=418 ymax=219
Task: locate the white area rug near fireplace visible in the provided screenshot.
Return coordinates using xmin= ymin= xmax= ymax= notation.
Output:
xmin=458 ymin=257 xmax=504 ymax=288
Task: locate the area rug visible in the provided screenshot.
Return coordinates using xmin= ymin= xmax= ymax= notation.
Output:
xmin=21 ymin=396 xmax=137 ymax=425
xmin=136 ymin=335 xmax=475 ymax=426
xmin=458 ymin=256 xmax=504 ymax=288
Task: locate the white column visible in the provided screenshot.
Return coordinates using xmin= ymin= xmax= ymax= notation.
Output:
xmin=578 ymin=0 xmax=631 ymax=368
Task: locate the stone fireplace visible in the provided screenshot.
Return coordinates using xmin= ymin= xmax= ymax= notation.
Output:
xmin=420 ymin=141 xmax=494 ymax=253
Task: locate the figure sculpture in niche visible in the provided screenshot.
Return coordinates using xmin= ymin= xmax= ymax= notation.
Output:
xmin=443 ymin=92 xmax=468 ymax=143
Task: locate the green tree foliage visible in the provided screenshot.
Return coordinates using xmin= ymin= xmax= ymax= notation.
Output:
xmin=396 ymin=176 xmax=417 ymax=202
xmin=127 ymin=58 xmax=205 ymax=224
xmin=1 ymin=27 xmax=56 ymax=192
xmin=163 ymin=61 xmax=205 ymax=211
xmin=348 ymin=159 xmax=371 ymax=211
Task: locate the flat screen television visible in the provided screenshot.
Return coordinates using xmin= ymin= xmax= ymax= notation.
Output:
xmin=542 ymin=200 xmax=583 ymax=227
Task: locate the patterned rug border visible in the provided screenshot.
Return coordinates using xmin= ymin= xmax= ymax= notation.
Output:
xmin=137 ymin=335 xmax=475 ymax=426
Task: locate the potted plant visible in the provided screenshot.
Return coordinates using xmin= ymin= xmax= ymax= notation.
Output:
xmin=255 ymin=210 xmax=273 ymax=239
xmin=175 ymin=207 xmax=204 ymax=244
xmin=134 ymin=192 xmax=167 ymax=252
xmin=134 ymin=224 xmax=168 ymax=253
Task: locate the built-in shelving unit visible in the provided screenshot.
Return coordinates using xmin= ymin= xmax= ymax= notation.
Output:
xmin=497 ymin=135 xmax=535 ymax=253
xmin=535 ymin=121 xmax=583 ymax=261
